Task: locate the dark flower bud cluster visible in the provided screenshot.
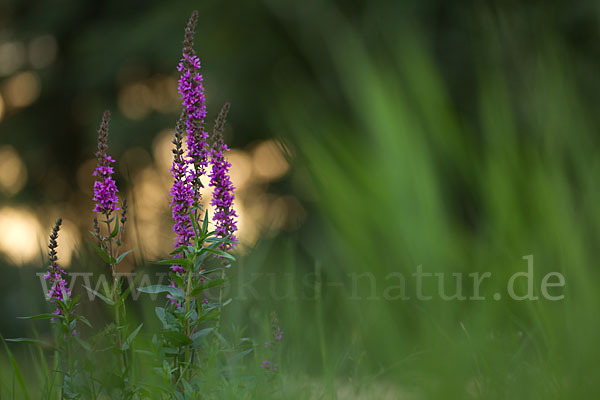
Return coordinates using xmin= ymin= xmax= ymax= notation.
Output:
xmin=44 ymin=218 xmax=71 ymax=308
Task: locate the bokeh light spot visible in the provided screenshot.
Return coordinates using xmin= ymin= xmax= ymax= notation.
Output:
xmin=0 ymin=41 xmax=25 ymax=76
xmin=0 ymin=94 xmax=5 ymax=121
xmin=118 ymin=83 xmax=153 ymax=120
xmin=2 ymin=71 xmax=41 ymax=108
xmin=152 ymin=129 xmax=176 ymax=174
xmin=0 ymin=207 xmax=42 ymax=265
xmin=228 ymin=150 xmax=253 ymax=189
xmin=0 ymin=145 xmax=28 ymax=196
xmin=252 ymin=140 xmax=290 ymax=181
xmin=28 ymin=35 xmax=58 ymax=69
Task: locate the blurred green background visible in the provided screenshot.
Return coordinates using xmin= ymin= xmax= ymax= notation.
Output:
xmin=2 ymin=0 xmax=600 ymax=398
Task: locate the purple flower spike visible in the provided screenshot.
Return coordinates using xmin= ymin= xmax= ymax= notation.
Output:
xmin=209 ymin=102 xmax=238 ymax=248
xmin=93 ymin=110 xmax=119 ymax=216
xmin=169 ymin=113 xmax=194 ymax=273
xmin=178 ymin=10 xmax=209 ymax=202
xmin=44 ymin=218 xmax=71 ymax=314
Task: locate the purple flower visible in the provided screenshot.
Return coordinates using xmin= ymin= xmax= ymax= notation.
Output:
xmin=178 ymin=10 xmax=209 ymax=202
xmin=169 ymin=113 xmax=194 ymax=273
xmin=260 ymin=360 xmax=271 ymax=369
xmin=209 ymin=102 xmax=237 ymax=248
xmin=44 ymin=218 xmax=71 ymax=314
xmin=93 ymin=110 xmax=119 ymax=215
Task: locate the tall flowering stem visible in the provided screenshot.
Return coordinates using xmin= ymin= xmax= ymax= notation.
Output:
xmin=90 ymin=109 xmax=130 ymax=369
xmin=178 ymin=10 xmax=209 ymax=208
xmin=43 ymin=218 xmax=78 ymax=390
xmin=44 ymin=218 xmax=71 ymax=313
xmin=209 ymin=103 xmax=237 ymax=332
xmin=209 ymin=102 xmax=238 ymax=248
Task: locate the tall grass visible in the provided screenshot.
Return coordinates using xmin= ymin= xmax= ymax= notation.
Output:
xmin=257 ymin=2 xmax=600 ymax=398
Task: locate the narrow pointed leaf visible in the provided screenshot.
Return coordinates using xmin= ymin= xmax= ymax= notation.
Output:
xmin=122 ymin=323 xmax=143 ymax=351
xmin=17 ymin=313 xmax=58 ymax=321
xmin=1 ymin=335 xmax=30 ymax=400
xmin=190 ymin=278 xmax=228 ymax=297
xmin=87 ymin=240 xmax=116 ymax=265
xmin=115 ymin=248 xmax=135 ymax=264
xmin=202 ymin=247 xmax=236 ymax=261
xmin=110 ymin=218 xmax=119 ymax=237
xmin=83 ymin=285 xmax=115 ymax=306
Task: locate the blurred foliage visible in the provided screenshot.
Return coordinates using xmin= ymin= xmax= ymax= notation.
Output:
xmin=2 ymin=0 xmax=600 ymax=398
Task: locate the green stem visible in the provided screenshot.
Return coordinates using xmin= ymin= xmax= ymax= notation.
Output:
xmin=106 ymin=216 xmax=125 ymax=371
xmin=183 ymin=267 xmax=193 ymax=381
xmin=215 ymin=262 xmax=227 ymax=332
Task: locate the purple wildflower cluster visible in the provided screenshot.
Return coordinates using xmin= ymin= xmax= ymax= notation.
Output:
xmin=93 ymin=110 xmax=119 ymax=216
xmin=209 ymin=103 xmax=238 ymax=247
xmin=169 ymin=12 xmax=238 ymax=269
xmin=44 ymin=218 xmax=71 ymax=310
xmin=178 ymin=10 xmax=209 ymax=200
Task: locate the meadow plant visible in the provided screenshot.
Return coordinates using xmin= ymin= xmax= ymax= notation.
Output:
xmin=2 ymin=10 xmax=276 ymax=399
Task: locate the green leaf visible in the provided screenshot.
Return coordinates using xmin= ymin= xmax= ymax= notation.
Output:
xmin=161 ymin=330 xmax=192 ymax=346
xmin=1 ymin=334 xmax=31 ymax=400
xmin=198 ymin=310 xmax=221 ymax=323
xmin=83 ymin=285 xmax=115 ymax=306
xmin=193 ymin=252 xmax=209 ymax=271
xmin=155 ymin=307 xmax=168 ymax=328
xmin=169 ymin=245 xmax=188 ymax=256
xmin=133 ymin=349 xmax=154 ymax=356
xmin=76 ymin=315 xmax=93 ymax=328
xmin=138 ymin=285 xmax=183 ymax=299
xmin=4 ymin=338 xmax=53 ymax=348
xmin=205 ymin=236 xmax=235 ymax=245
xmin=229 ymin=348 xmax=254 ymax=363
xmin=190 ymin=278 xmax=228 ymax=297
xmin=122 ymin=323 xmax=143 ymax=351
xmin=191 ymin=328 xmax=213 ymax=348
xmin=121 ymin=272 xmax=144 ymax=301
xmin=212 ymin=330 xmax=230 ymax=347
xmin=191 ymin=328 xmax=213 ymax=341
xmin=202 ymin=247 xmax=236 ymax=261
xmin=202 ymin=210 xmax=209 ymax=235
xmin=99 ymin=215 xmax=116 ymax=224
xmin=110 ymin=217 xmax=119 ymax=237
xmin=17 ymin=313 xmax=59 ymax=321
xmin=115 ymin=248 xmax=135 ymax=264
xmin=189 ymin=210 xmax=200 ymax=241
xmin=87 ymin=240 xmax=116 ymax=265
xmin=222 ymin=298 xmax=233 ymax=307
xmin=74 ymin=336 xmax=92 ymax=352
xmin=150 ymin=258 xmax=191 ymax=268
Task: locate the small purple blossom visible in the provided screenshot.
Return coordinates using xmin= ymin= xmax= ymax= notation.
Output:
xmin=44 ymin=218 xmax=71 ymax=315
xmin=167 ymin=281 xmax=182 ymax=307
xmin=261 ymin=312 xmax=283 ymax=371
xmin=209 ymin=102 xmax=237 ymax=248
xmin=93 ymin=110 xmax=119 ymax=215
